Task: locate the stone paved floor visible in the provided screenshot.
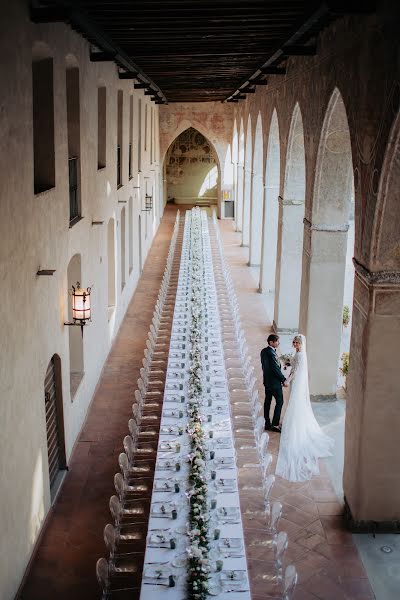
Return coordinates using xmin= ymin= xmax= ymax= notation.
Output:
xmin=19 ymin=207 xmax=375 ymax=600
xmin=218 ymin=220 xmax=375 ymax=600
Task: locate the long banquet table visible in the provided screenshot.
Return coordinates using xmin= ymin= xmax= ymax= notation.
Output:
xmin=139 ymin=209 xmax=251 ymax=599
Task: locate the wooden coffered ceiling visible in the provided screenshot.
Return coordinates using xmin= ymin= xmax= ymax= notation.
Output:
xmin=30 ymin=1 xmax=375 ymax=103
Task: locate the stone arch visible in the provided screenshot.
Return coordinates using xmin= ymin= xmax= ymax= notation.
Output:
xmin=249 ymin=112 xmax=264 ymax=268
xmin=300 ymin=88 xmax=354 ymax=397
xmin=372 ymin=108 xmax=400 ymax=270
xmin=163 ymin=127 xmax=220 ymax=207
xmin=274 ymin=103 xmax=306 ymax=332
xmin=242 ymin=114 xmax=252 ymax=247
xmin=161 ymin=120 xmax=224 ymax=174
xmin=344 ymin=106 xmax=400 ymax=525
xmin=260 ymin=109 xmax=280 ymax=314
xmin=236 ymin=118 xmax=245 ymax=232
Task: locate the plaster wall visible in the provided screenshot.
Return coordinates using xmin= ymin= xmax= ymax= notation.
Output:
xmin=0 ymin=3 xmax=161 ymax=598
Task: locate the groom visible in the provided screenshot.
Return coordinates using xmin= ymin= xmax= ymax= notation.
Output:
xmin=260 ymin=334 xmax=287 ymax=433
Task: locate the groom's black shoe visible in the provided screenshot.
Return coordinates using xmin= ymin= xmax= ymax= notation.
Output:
xmin=265 ymin=423 xmax=272 ymax=431
xmin=270 ymin=426 xmax=282 ymax=433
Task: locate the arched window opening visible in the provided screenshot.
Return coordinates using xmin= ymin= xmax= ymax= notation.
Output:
xmin=274 ymin=104 xmax=306 ymax=333
xmin=249 ymin=113 xmax=263 ymax=269
xmin=235 ymin=119 xmax=245 ymax=232
xmin=67 ymin=254 xmax=84 ymax=397
xmin=165 ymin=127 xmax=219 ymax=207
xmin=260 ymin=110 xmax=280 ymax=320
xmin=301 ymin=89 xmax=354 ymax=398
xmin=120 ymin=207 xmax=126 ymax=291
xmin=138 ymin=214 xmax=142 ymax=273
xmin=222 ymin=144 xmax=234 ymax=218
xmin=32 ymin=51 xmax=55 ymax=194
xmin=97 ymin=86 xmax=106 ymax=169
xmin=44 ymin=354 xmax=67 ymax=500
xmin=128 ymin=197 xmax=134 ymax=274
xmin=242 ymin=115 xmax=252 ymax=247
xmin=66 ymin=60 xmax=81 ymax=224
xmin=107 ymin=218 xmax=116 ymax=320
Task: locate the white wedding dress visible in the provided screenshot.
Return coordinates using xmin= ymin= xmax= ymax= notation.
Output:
xmin=275 ymin=335 xmax=334 ymax=482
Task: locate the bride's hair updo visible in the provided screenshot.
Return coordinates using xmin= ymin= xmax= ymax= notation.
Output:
xmin=293 ymin=335 xmax=302 ymax=346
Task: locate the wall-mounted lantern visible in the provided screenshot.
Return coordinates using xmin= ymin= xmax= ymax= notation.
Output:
xmin=64 ymin=282 xmax=91 ymax=336
xmin=142 ymin=193 xmax=153 ymax=212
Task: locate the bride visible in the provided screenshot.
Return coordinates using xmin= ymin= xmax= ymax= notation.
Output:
xmin=275 ymin=334 xmax=334 ymax=482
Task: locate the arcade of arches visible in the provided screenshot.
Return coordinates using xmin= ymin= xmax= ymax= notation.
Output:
xmin=1 ymin=2 xmax=400 ymax=600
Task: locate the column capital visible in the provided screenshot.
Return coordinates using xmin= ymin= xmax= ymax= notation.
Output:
xmin=353 ymin=258 xmax=400 ymax=287
xmin=303 ymin=218 xmax=349 ymax=232
xmin=279 ymin=196 xmax=303 ymax=206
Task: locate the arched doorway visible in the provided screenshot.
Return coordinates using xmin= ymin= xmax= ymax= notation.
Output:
xmin=274 ymin=104 xmax=306 ymax=332
xmin=260 ymin=110 xmax=280 ymax=320
xmin=236 ymin=119 xmax=245 ymax=232
xmin=164 ymin=127 xmax=220 ymax=208
xmin=44 ymin=354 xmax=66 ymax=499
xmin=249 ymin=113 xmax=263 ymax=270
xmin=107 ymin=218 xmax=116 ymax=320
xmin=300 ymin=89 xmax=354 ymax=398
xmin=67 ymin=253 xmax=84 ymax=398
xmin=138 ymin=214 xmax=142 ymax=272
xmin=120 ymin=206 xmax=126 ymax=290
xmin=242 ymin=115 xmax=252 ymax=247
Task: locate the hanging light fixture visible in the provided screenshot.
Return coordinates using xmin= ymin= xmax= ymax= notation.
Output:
xmin=64 ymin=282 xmax=92 ymax=335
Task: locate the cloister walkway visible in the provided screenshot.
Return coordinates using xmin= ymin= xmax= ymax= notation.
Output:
xmin=20 ymin=206 xmax=373 ymax=600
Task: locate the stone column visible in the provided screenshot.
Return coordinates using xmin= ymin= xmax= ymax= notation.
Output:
xmin=273 ymin=196 xmax=304 ymax=332
xmin=343 ymin=263 xmax=400 ymax=530
xmin=249 ymin=172 xmax=263 ymax=266
xmin=300 ymin=219 xmax=349 ymax=399
xmin=241 ymin=167 xmax=252 ymax=247
xmin=259 ymin=184 xmax=279 ymax=294
xmin=232 ymin=161 xmax=238 ymax=222
xmin=235 ymin=163 xmax=244 ymax=232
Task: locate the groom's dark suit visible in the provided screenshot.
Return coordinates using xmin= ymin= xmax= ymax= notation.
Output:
xmin=260 ymin=345 xmax=286 ymax=428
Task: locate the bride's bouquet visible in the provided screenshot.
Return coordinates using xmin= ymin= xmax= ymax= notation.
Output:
xmin=279 ymin=353 xmax=293 ymax=370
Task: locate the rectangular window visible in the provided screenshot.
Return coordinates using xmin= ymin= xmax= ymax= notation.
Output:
xmin=117 ymin=145 xmax=121 ymax=188
xmin=144 ymin=104 xmax=148 ymax=152
xmin=138 ymin=98 xmax=142 ymax=172
xmin=69 ymin=157 xmax=79 ymax=222
xmin=128 ymin=143 xmax=133 ymax=180
xmin=97 ymin=87 xmax=106 ymax=169
xmin=117 ymin=90 xmax=123 ymax=188
xmin=32 ymin=58 xmax=55 ymax=194
xmin=129 ymin=95 xmax=133 ymax=179
xmin=66 ymin=67 xmax=81 ymax=223
xmin=150 ymin=106 xmax=153 ymax=164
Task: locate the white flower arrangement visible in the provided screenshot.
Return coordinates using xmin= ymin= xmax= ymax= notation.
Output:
xmin=186 ymin=209 xmax=210 ymax=600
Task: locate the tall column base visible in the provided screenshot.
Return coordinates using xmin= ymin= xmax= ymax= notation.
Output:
xmin=344 ymin=497 xmax=400 ymax=533
xmin=272 ymin=320 xmax=298 ymax=335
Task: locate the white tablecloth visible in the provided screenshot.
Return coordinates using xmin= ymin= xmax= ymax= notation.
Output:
xmin=139 ymin=211 xmax=251 ymax=599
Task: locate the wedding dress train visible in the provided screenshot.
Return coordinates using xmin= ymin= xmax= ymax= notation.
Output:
xmin=275 ymin=335 xmax=334 ymax=482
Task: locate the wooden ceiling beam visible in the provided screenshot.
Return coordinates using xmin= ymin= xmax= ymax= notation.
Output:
xmin=282 ymin=44 xmax=316 ymax=55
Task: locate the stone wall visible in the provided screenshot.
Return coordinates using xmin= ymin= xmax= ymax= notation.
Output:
xmin=231 ymin=3 xmax=400 ymax=527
